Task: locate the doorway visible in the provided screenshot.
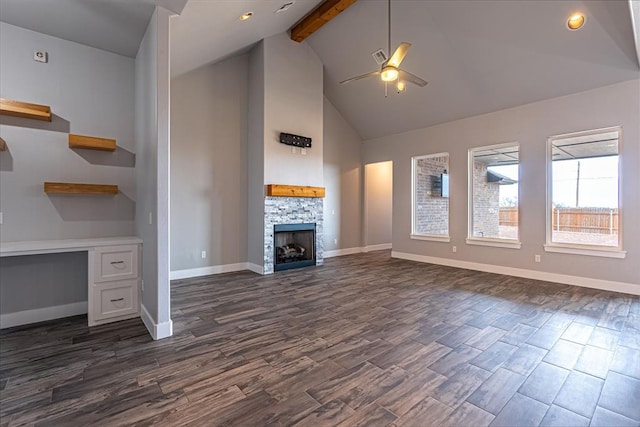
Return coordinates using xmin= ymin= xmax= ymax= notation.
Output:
xmin=364 ymin=161 xmax=393 ymax=251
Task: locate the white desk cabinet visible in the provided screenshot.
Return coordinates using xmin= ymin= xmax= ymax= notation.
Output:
xmin=89 ymin=244 xmax=141 ymax=326
xmin=1 ymin=237 xmax=142 ymax=328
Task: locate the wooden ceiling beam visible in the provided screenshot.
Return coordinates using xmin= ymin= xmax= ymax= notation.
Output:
xmin=290 ymin=0 xmax=357 ymax=43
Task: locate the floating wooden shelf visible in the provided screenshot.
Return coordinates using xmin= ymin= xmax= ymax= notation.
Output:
xmin=44 ymin=182 xmax=118 ymax=195
xmin=0 ymin=98 xmax=51 ymax=122
xmin=69 ymin=134 xmax=116 ymax=152
xmin=266 ymin=184 xmax=325 ymax=198
xmin=0 ymin=137 xmax=6 ymax=152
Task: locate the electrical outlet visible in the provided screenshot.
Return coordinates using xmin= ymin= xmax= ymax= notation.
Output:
xmin=452 ymin=246 xmax=457 ymax=253
xmin=148 ymin=212 xmax=153 ymax=225
xmin=535 ymin=254 xmax=541 ymax=263
xmin=331 ymin=209 xmax=335 ymax=215
xmin=201 ymin=251 xmax=206 ymax=259
xmin=334 ymin=238 xmax=338 ymax=245
xmin=141 ymin=280 xmax=144 ymax=291
xmin=0 ymin=212 xmax=3 ymax=225
xmin=34 ymin=51 xmax=48 ymax=63
xmin=301 ymin=148 xmax=307 ymax=155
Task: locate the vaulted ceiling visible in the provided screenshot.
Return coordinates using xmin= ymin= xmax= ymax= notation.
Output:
xmin=1 ymin=0 xmax=638 ymax=141
xmin=170 ymin=0 xmax=640 ymax=140
xmin=170 ymin=0 xmax=324 ymax=77
xmin=306 ymin=0 xmax=640 ymax=139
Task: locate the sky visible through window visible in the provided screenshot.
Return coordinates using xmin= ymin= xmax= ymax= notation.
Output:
xmin=489 ymin=156 xmax=618 ymax=209
xmin=551 ymin=156 xmax=618 ymax=208
xmin=488 ymin=164 xmax=518 ymax=207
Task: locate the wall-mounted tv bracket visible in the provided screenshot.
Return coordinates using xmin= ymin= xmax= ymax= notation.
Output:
xmin=280 ymin=132 xmax=312 ymax=148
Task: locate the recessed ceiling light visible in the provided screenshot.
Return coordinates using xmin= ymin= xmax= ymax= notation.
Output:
xmin=567 ymin=13 xmax=585 ymax=30
xmin=240 ymin=12 xmax=253 ymax=21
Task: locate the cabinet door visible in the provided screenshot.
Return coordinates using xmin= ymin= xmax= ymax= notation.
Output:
xmin=91 ymin=279 xmax=139 ymax=322
xmin=92 ymin=245 xmax=138 ymax=283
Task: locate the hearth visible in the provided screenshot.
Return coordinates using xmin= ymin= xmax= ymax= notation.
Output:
xmin=274 ymin=223 xmax=316 ymax=271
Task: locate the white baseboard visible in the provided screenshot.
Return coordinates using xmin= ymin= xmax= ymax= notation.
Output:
xmin=170 ymin=262 xmax=250 ymax=280
xmin=246 ymin=262 xmax=264 ymax=275
xmin=324 ymin=247 xmax=364 ymax=258
xmin=141 ymin=304 xmax=173 ymax=340
xmin=364 ymin=243 xmax=392 ymax=252
xmin=392 ymin=251 xmax=640 ymax=296
xmin=0 ymin=301 xmax=87 ymax=329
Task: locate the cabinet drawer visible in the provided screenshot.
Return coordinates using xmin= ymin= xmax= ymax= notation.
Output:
xmin=92 ymin=280 xmax=139 ymax=321
xmin=93 ymin=245 xmax=138 ymax=283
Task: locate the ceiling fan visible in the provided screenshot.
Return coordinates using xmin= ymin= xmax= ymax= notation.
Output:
xmin=340 ymin=0 xmax=427 ymax=95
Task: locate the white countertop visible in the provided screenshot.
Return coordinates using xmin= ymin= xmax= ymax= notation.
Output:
xmin=0 ymin=236 xmax=142 ymax=257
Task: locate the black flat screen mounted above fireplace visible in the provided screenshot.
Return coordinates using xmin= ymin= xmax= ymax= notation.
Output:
xmin=280 ymin=132 xmax=312 ymax=148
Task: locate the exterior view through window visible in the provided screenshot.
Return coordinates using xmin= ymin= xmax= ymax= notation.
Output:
xmin=548 ymin=128 xmax=620 ymax=249
xmin=412 ymin=153 xmax=449 ymax=239
xmin=469 ymin=144 xmax=519 ymax=242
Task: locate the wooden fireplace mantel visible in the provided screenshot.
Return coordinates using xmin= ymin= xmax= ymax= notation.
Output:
xmin=266 ymin=184 xmax=325 ymax=198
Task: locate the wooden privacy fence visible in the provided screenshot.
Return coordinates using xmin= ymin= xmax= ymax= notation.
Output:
xmin=499 ymin=207 xmax=518 ymax=227
xmin=498 ymin=207 xmax=619 ymax=235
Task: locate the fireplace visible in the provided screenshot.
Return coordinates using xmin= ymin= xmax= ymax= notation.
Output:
xmin=263 ymin=194 xmax=323 ymax=274
xmin=274 ymin=223 xmax=316 ymax=271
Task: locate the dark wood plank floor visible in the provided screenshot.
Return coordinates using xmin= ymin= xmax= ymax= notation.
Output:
xmin=1 ymin=251 xmax=639 ymax=426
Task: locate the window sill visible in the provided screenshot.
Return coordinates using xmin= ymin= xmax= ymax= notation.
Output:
xmin=544 ymin=244 xmax=626 ymax=259
xmin=466 ymin=238 xmax=522 ymax=249
xmin=410 ymin=234 xmax=451 ymax=243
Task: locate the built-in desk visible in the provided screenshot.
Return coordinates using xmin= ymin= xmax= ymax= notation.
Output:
xmin=1 ymin=237 xmax=142 ymax=328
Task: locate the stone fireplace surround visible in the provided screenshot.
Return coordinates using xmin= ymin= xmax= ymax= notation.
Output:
xmin=263 ymin=195 xmax=323 ymax=274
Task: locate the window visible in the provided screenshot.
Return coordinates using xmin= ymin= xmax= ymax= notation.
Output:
xmin=546 ymin=127 xmax=624 ymax=258
xmin=467 ymin=143 xmax=521 ymax=248
xmin=411 ymin=153 xmax=450 ymax=241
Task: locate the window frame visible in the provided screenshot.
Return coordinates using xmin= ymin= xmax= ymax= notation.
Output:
xmin=544 ymin=126 xmax=626 ymax=259
xmin=466 ymin=142 xmax=522 ymax=249
xmin=410 ymin=152 xmax=451 ymax=242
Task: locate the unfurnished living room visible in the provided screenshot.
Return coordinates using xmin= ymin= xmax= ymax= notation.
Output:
xmin=0 ymin=0 xmax=639 ymax=425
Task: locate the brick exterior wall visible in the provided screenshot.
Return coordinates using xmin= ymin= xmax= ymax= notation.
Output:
xmin=414 ymin=156 xmax=449 ymax=235
xmin=472 ymin=161 xmax=500 ymax=238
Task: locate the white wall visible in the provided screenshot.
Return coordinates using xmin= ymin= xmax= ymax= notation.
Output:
xmin=247 ymin=41 xmax=266 ymax=268
xmin=247 ymin=33 xmax=324 ymax=270
xmin=170 ymin=55 xmax=249 ymax=272
xmin=135 ymin=8 xmax=172 ymax=339
xmin=323 ymin=97 xmax=363 ymax=253
xmin=0 ymin=22 xmax=135 ymax=241
xmin=263 ymin=33 xmax=324 ymax=187
xmin=0 ymin=22 xmax=135 ymax=319
xmin=364 ymin=161 xmax=393 ymax=247
xmin=363 ymin=79 xmax=640 ymax=289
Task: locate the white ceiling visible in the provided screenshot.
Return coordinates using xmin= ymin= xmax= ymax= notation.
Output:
xmin=0 ymin=0 xmax=157 ymax=57
xmin=306 ymin=0 xmax=640 ymax=140
xmin=169 ymin=0 xmax=323 ymax=78
xmin=1 ymin=0 xmax=638 ymax=141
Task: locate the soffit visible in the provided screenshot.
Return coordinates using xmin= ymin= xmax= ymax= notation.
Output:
xmin=0 ymin=0 xmax=156 ymax=57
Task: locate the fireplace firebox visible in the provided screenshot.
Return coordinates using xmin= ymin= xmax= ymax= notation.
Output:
xmin=274 ymin=223 xmax=316 ymax=271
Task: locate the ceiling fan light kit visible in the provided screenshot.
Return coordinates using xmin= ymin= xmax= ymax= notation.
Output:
xmin=380 ymin=66 xmax=399 ymax=82
xmin=340 ymin=0 xmax=427 ymax=94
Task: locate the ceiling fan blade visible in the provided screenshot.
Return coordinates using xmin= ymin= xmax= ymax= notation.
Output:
xmin=340 ymin=70 xmax=381 ymax=84
xmin=384 ymin=42 xmax=411 ymax=68
xmin=398 ymin=69 xmax=428 ymax=87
